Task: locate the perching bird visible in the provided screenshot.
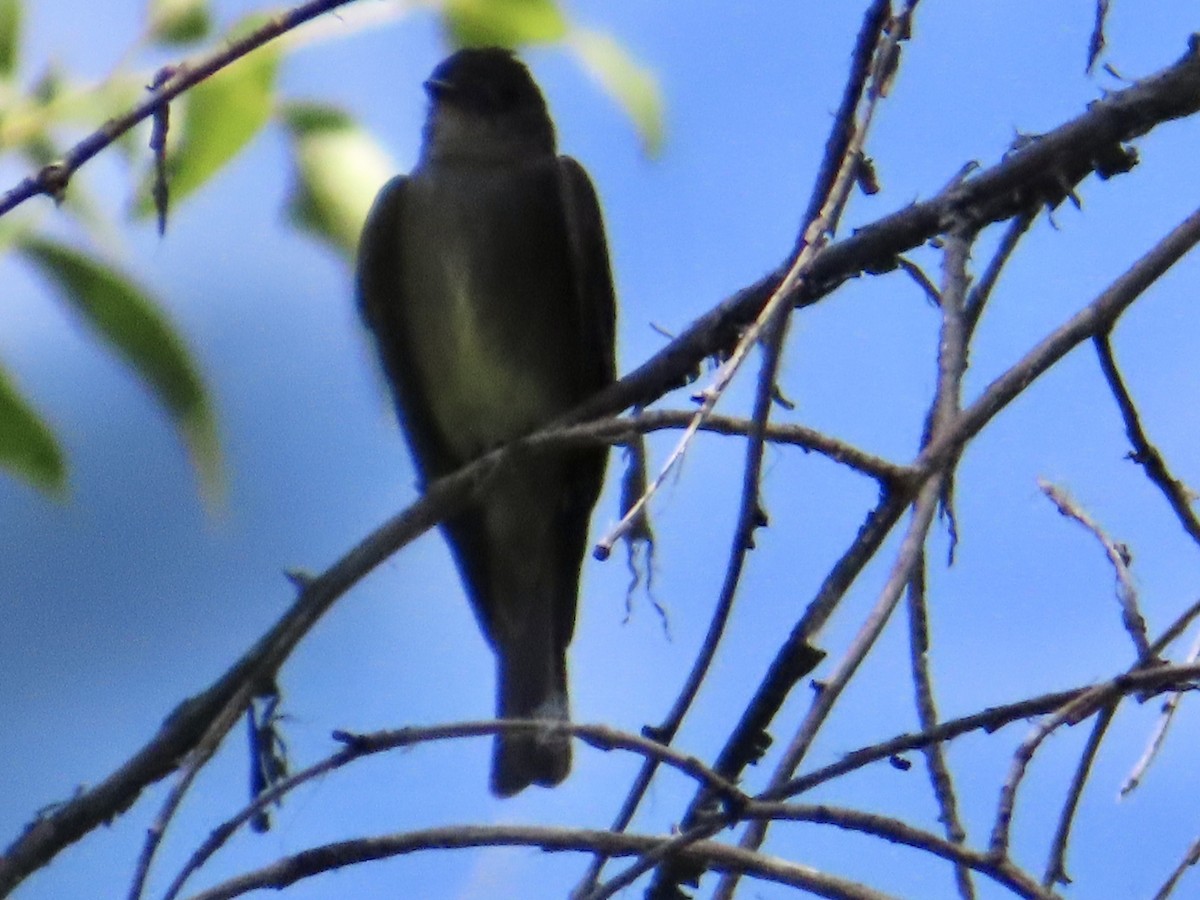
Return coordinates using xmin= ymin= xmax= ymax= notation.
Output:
xmin=355 ymin=48 xmax=616 ymax=796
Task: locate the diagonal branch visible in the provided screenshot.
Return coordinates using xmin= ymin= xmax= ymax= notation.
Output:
xmin=587 ymin=658 xmax=1200 ymax=900
xmin=579 ymin=2 xmax=897 ymax=895
xmin=988 ymin=596 xmax=1200 ymax=859
xmin=1038 ymin=479 xmax=1151 ymax=659
xmin=1041 ymin=705 xmax=1116 ymax=889
xmin=630 ymin=4 xmax=907 ymax=896
xmin=7 ymin=27 xmax=1200 ymax=900
xmin=0 ymin=445 xmax=486 ymax=896
xmin=1093 ymin=334 xmax=1200 ymax=547
xmin=711 ymin=223 xmax=975 ymax=899
xmin=0 ymin=0 xmax=357 ymax=218
xmin=915 ymin=201 xmax=1200 ymax=480
xmin=604 ymin=195 xmax=1200 ymax=900
xmin=571 ymin=36 xmax=1200 ymax=429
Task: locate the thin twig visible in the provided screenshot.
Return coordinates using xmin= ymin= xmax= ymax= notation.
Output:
xmin=640 ymin=6 xmax=910 ymax=895
xmin=594 ymin=58 xmax=877 ymax=557
xmin=964 ymin=208 xmax=1036 ymax=337
xmin=580 ymin=3 xmax=897 ymax=896
xmin=0 ymin=0 xmax=356 ymax=218
xmin=567 ymin=36 xmax=1200 ymax=433
xmin=989 ymin=628 xmax=1200 ymax=859
xmin=916 ymin=201 xmax=1200 ymax=482
xmin=1143 ymin=597 xmax=1200 ymax=665
xmin=126 ymin=715 xmax=232 ymax=900
xmin=1038 ymin=478 xmax=1151 ymax=659
xmin=906 ymin=557 xmax=975 ymax=899
xmin=1120 ymin=623 xmax=1200 ymax=797
xmin=711 ymin=224 xmax=975 ymax=900
xmin=988 ymin=679 xmax=1114 ymax=858
xmin=907 ymin=222 xmax=977 ymax=900
xmin=1087 ymin=0 xmax=1112 ymax=73
xmin=127 ymin=757 xmax=202 ymax=900
xmin=161 ymin=720 xmax=742 ymax=900
xmin=627 ymin=280 xmax=795 ymax=897
xmin=1152 ymin=834 xmax=1200 ymax=900
xmin=608 ymin=309 xmax=795 ymax=884
xmin=1094 ymin=334 xmax=1200 ymax=548
xmin=743 ymin=802 xmax=1056 ymax=900
xmin=767 ymin=661 xmax=1200 ymax=803
xmin=1041 ymin=704 xmax=1116 ymax=888
xmin=896 ymin=256 xmax=943 ymax=306
xmin=552 ymin=410 xmax=912 ymax=485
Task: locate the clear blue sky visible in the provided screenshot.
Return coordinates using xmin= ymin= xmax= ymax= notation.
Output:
xmin=4 ymin=2 xmax=1200 ymax=898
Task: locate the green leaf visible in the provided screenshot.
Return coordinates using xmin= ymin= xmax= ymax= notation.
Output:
xmin=281 ymin=103 xmax=395 ymax=260
xmin=18 ymin=238 xmax=223 ymax=505
xmin=444 ymin=0 xmax=567 ymax=48
xmin=0 ymin=366 xmax=65 ymax=495
xmin=0 ymin=0 xmax=20 ymax=79
xmin=136 ymin=19 xmax=279 ymax=216
xmin=147 ymin=0 xmax=212 ymax=46
xmin=569 ymin=29 xmax=664 ymax=157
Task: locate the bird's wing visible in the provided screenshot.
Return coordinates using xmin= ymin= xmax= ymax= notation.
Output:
xmin=355 ymin=175 xmax=457 ymax=485
xmin=558 ymin=156 xmax=618 ymax=395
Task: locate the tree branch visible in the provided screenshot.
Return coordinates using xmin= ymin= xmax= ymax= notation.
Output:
xmin=0 ymin=0 xmax=357 ymax=218
xmin=181 ymin=825 xmax=901 ymax=900
xmin=571 ymin=36 xmax=1200 ymax=428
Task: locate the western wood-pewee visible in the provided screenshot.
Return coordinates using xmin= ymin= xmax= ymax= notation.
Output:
xmin=356 ymin=48 xmax=616 ymax=796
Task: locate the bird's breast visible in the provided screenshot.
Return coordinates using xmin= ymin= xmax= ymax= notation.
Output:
xmin=400 ymin=163 xmax=581 ymax=459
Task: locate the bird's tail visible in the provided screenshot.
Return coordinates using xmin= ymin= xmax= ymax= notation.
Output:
xmin=491 ymin=639 xmax=571 ymax=797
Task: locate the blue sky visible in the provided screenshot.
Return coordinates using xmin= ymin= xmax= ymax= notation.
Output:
xmin=4 ymin=2 xmax=1200 ymax=899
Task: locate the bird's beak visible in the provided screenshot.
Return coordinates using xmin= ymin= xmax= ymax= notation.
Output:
xmin=423 ymin=76 xmax=454 ymax=99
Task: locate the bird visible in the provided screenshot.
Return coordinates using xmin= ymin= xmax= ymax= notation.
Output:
xmin=355 ymin=47 xmax=616 ymax=796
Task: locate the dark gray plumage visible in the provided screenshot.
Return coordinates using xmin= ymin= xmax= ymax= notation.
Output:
xmin=356 ymin=48 xmax=616 ymax=796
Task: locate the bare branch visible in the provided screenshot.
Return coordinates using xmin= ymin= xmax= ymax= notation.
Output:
xmin=1093 ymin=334 xmax=1200 ymax=547
xmin=1038 ymin=479 xmax=1151 ymax=659
xmin=917 ymin=200 xmax=1200 ymax=479
xmin=181 ymin=825 xmax=902 ymax=900
xmin=1152 ymin=832 xmax=1200 ymax=900
xmin=583 ymin=3 xmax=898 ymax=895
xmin=742 ymin=803 xmax=1055 ymax=900
xmin=964 ymin=209 xmax=1036 ymax=337
xmin=126 ymin=718 xmax=228 ymax=900
xmin=0 ymin=0 xmax=357 ymax=218
xmin=1121 ymin=624 xmax=1200 ymax=797
xmin=565 ymin=411 xmax=911 ymax=484
xmin=712 ymin=224 xmax=975 ymax=899
xmin=570 ymin=36 xmax=1200 ymax=428
xmin=1087 ymin=0 xmax=1112 ymax=73
xmin=162 ymin=719 xmax=744 ymax=900
xmin=1042 ymin=706 xmax=1116 ymax=889
xmin=989 ymin=649 xmax=1200 ymax=858
xmin=906 ymin=559 xmax=975 ymax=899
xmin=766 ymin=661 xmax=1200 ymax=803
